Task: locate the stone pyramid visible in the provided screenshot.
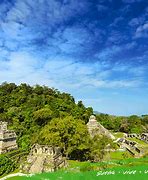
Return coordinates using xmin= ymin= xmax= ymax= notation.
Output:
xmin=87 ymin=115 xmax=115 ymax=140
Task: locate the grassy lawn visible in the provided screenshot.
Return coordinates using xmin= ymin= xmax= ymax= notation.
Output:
xmin=2 ymin=149 xmax=148 ymax=180
xmin=113 ymin=132 xmax=125 ymax=139
xmin=6 ymin=158 xmax=148 ymax=180
xmin=109 ymin=151 xmax=132 ymax=160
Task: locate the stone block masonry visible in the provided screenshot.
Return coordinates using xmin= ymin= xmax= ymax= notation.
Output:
xmin=0 ymin=121 xmax=18 ymax=154
xmin=22 ymin=144 xmax=67 ymax=173
xmin=87 ymin=115 xmax=115 ymax=140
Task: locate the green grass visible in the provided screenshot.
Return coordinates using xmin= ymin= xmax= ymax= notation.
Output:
xmin=109 ymin=151 xmax=132 ymax=160
xmin=3 ymin=157 xmax=148 ymax=180
xmin=113 ymin=132 xmax=125 ymax=139
xmin=6 ymin=165 xmax=148 ymax=180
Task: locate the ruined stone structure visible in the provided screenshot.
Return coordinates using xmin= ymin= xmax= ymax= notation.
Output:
xmin=0 ymin=121 xmax=17 ymax=154
xmin=141 ymin=133 xmax=148 ymax=143
xmin=22 ymin=144 xmax=66 ymax=173
xmin=87 ymin=115 xmax=115 ymax=140
xmin=117 ymin=138 xmax=142 ymax=157
xmin=127 ymin=133 xmax=140 ymax=138
xmin=127 ymin=133 xmax=148 ymax=143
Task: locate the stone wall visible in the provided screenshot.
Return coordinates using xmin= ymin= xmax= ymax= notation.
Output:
xmin=87 ymin=115 xmax=115 ymax=140
xmin=141 ymin=133 xmax=148 ymax=143
xmin=0 ymin=121 xmax=18 ymax=154
xmin=22 ymin=144 xmax=67 ymax=174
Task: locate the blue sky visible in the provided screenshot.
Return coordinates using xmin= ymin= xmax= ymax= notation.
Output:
xmin=0 ymin=0 xmax=148 ymax=115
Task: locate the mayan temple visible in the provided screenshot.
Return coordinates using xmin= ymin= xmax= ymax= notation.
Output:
xmin=22 ymin=144 xmax=67 ymax=173
xmin=0 ymin=121 xmax=18 ymax=154
xmin=87 ymin=115 xmax=115 ymax=140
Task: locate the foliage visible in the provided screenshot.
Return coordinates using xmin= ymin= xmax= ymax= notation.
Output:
xmin=38 ymin=116 xmax=91 ymax=160
xmin=17 ymin=135 xmax=31 ymax=151
xmin=38 ymin=116 xmax=113 ymax=161
xmin=89 ymin=135 xmax=113 ymax=162
xmin=0 ymin=82 xmax=147 ymax=172
xmin=0 ymin=155 xmax=16 ymax=176
xmin=33 ymin=108 xmax=52 ymax=126
xmin=96 ymin=113 xmax=147 ymax=133
xmin=0 ymin=82 xmax=92 ymax=141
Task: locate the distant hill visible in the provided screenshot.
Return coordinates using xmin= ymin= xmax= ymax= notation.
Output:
xmin=93 ymin=111 xmax=103 ymax=115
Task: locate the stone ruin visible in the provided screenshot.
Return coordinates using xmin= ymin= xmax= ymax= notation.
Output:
xmin=87 ymin=115 xmax=115 ymax=140
xmin=127 ymin=133 xmax=148 ymax=143
xmin=117 ymin=138 xmax=142 ymax=156
xmin=0 ymin=121 xmax=18 ymax=154
xmin=127 ymin=133 xmax=140 ymax=138
xmin=140 ymin=133 xmax=148 ymax=143
xmin=22 ymin=144 xmax=67 ymax=174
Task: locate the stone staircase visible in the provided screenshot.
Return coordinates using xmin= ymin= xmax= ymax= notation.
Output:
xmin=87 ymin=115 xmax=115 ymax=139
xmin=29 ymin=155 xmax=45 ymax=173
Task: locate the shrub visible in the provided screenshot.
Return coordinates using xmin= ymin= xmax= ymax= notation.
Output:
xmin=0 ymin=155 xmax=16 ymax=176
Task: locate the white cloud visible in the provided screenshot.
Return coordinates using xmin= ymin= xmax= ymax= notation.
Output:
xmin=124 ymin=41 xmax=137 ymax=49
xmin=54 ymin=26 xmax=93 ymax=54
xmin=1 ymin=0 xmax=89 ymax=34
xmin=0 ymin=51 xmax=145 ymax=91
xmin=43 ymin=56 xmax=145 ymax=89
xmin=81 ymin=78 xmax=141 ymax=88
xmin=0 ymin=0 xmax=90 ymax=54
xmin=0 ymin=52 xmax=54 ymax=86
xmin=0 ymin=0 xmax=147 ymax=116
xmin=129 ymin=17 xmax=143 ymax=27
xmin=110 ymin=17 xmax=124 ymax=27
xmin=96 ymin=46 xmax=121 ymax=61
xmin=135 ymin=23 xmax=148 ymax=38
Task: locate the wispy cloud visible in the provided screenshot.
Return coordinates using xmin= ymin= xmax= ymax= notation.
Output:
xmin=0 ymin=0 xmax=90 ymax=52
xmin=0 ymin=0 xmax=148 ymax=115
xmin=135 ymin=23 xmax=148 ymax=38
xmin=0 ymin=51 xmax=146 ymax=92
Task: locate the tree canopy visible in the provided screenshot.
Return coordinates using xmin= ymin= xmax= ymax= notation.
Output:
xmin=0 ymin=82 xmax=147 ymax=162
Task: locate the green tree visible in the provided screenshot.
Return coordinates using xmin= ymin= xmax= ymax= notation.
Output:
xmin=17 ymin=135 xmax=31 ymax=151
xmin=39 ymin=116 xmax=90 ymax=160
xmin=89 ymin=135 xmax=111 ymax=162
xmin=33 ymin=108 xmax=52 ymax=126
xmin=128 ymin=115 xmax=143 ymax=133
